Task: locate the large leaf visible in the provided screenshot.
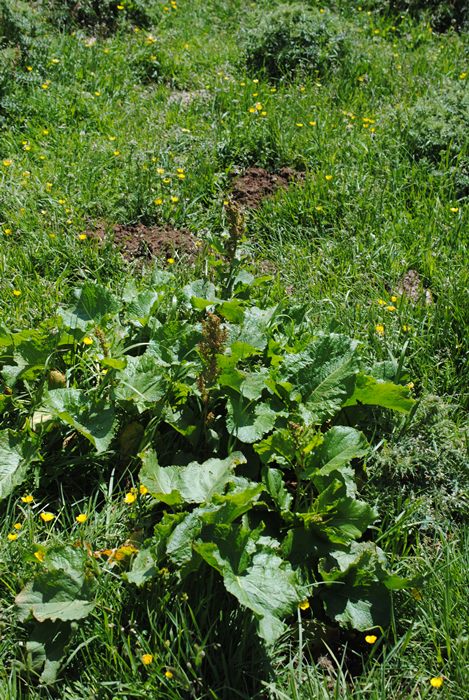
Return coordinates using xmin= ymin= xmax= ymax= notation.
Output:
xmin=228 ymin=306 xmax=278 ymax=351
xmin=59 ymin=282 xmax=120 ymax=330
xmin=139 ymin=450 xmax=246 ymax=505
xmin=303 ymin=426 xmax=369 ymax=495
xmin=115 ymin=353 xmax=168 ymax=410
xmin=41 ymin=389 xmax=116 ymax=453
xmin=194 ymin=527 xmax=303 ymax=644
xmin=281 ymin=334 xmax=359 ymax=424
xmin=344 ymin=373 xmax=414 ymax=413
xmin=25 ymin=621 xmax=73 ymax=685
xmin=318 ymin=542 xmax=404 ymax=629
xmin=16 ymin=547 xmax=96 ymax=623
xmin=226 ymin=396 xmax=280 ymax=443
xmin=167 ymin=479 xmax=265 ymax=568
xmin=0 ymin=430 xmax=37 ymax=501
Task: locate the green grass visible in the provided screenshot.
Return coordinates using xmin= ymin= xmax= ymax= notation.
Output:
xmin=0 ymin=0 xmax=468 ymax=696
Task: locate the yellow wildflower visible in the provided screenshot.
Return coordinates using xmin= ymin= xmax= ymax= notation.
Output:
xmin=459 ymin=72 xmax=467 ymax=80
xmin=375 ymin=324 xmax=384 ymax=336
xmin=4 ymin=228 xmax=12 ymax=235
xmin=386 ymin=305 xmax=396 ymax=312
xmin=141 ymin=654 xmax=153 ymax=665
xmin=309 ymin=121 xmax=317 ymax=126
xmin=7 ymin=533 xmax=18 ymax=541
xmin=170 ymin=195 xmax=179 ymax=203
xmin=34 ymin=550 xmax=45 ymax=562
xmin=76 ymin=513 xmax=88 ymax=524
xmin=124 ymin=492 xmax=137 ymax=504
xmin=139 ymin=484 xmax=148 ymax=495
xmin=78 ymin=233 xmax=87 ymax=240
xmin=390 ymin=295 xmax=397 ymax=302
xmin=154 ymin=198 xmax=163 ymax=206
xmin=21 ymin=495 xmax=34 ymax=504
xmin=14 ymin=523 xmax=22 ymax=530
xmin=450 ymin=207 xmax=459 ymax=213
xmin=365 ymin=635 xmax=377 ymax=644
xmin=2 ymin=159 xmax=12 ymax=167
xmin=167 ymin=257 xmax=175 ymax=265
xmin=113 ymin=150 xmax=121 ymax=156
xmin=164 ymin=670 xmax=174 ymax=679
xmin=40 ymin=512 xmax=55 ymax=523
xmin=325 ymin=175 xmax=333 ymax=181
xmin=298 ymin=600 xmax=310 ymax=610
xmin=430 ymin=677 xmax=444 ymax=688
xmin=12 ymin=290 xmax=22 ymax=297
xmin=83 ymin=336 xmax=93 ymax=345
xmin=157 ymin=167 xmax=165 ymax=174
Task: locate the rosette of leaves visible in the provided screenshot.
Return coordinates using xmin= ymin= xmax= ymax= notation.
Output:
xmin=241 ymin=4 xmax=349 ymax=80
xmin=1 ymin=273 xmax=413 ymax=646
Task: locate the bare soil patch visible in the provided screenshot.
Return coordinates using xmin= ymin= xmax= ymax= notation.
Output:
xmin=230 ymin=167 xmax=303 ymax=208
xmin=94 ymin=223 xmax=198 ymax=262
xmin=397 ymin=269 xmax=433 ymax=304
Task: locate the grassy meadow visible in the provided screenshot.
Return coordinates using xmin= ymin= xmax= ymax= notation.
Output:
xmin=0 ymin=0 xmax=468 ymax=698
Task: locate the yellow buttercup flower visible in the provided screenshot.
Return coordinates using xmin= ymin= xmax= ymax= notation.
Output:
xmin=365 ymin=634 xmax=377 ymax=644
xmin=78 ymin=233 xmax=87 ymax=241
xmin=167 ymin=257 xmax=175 ymax=265
xmin=76 ymin=513 xmax=88 ymax=524
xmin=83 ymin=336 xmax=93 ymax=345
xmin=154 ymin=198 xmax=163 ymax=206
xmin=386 ymin=305 xmax=396 ymax=312
xmin=139 ymin=484 xmax=149 ymax=495
xmin=430 ymin=677 xmax=443 ymax=688
xmin=12 ymin=290 xmax=22 ymax=297
xmin=7 ymin=533 xmax=18 ymax=541
xmin=13 ymin=523 xmax=22 ymax=530
xmin=141 ymin=653 xmax=153 ymax=665
xmin=450 ymin=207 xmax=459 ymax=213
xmin=298 ymin=600 xmax=310 ymax=610
xmin=325 ymin=175 xmax=333 ymax=181
xmin=375 ymin=324 xmax=384 ymax=336
xmin=2 ymin=159 xmax=12 ymax=167
xmin=164 ymin=670 xmax=174 ymax=679
xmin=390 ymin=295 xmax=397 ymax=302
xmin=34 ymin=550 xmax=45 ymax=562
xmin=124 ymin=492 xmax=137 ymax=504
xmin=21 ymin=494 xmax=34 ymax=504
xmin=40 ymin=512 xmax=55 ymax=523
xmin=170 ymin=195 xmax=179 ymax=203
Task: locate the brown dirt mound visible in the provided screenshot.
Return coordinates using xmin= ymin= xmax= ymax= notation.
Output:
xmin=230 ymin=167 xmax=302 ymax=208
xmin=95 ymin=223 xmax=198 ymax=262
xmin=397 ymin=269 xmax=433 ymax=304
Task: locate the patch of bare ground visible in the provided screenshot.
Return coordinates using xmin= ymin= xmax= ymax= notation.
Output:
xmin=93 ymin=223 xmax=198 ymax=262
xmin=397 ymin=269 xmax=433 ymax=304
xmin=230 ymin=167 xmax=303 ymax=208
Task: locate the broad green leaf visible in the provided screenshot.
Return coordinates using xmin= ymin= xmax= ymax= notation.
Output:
xmin=255 ymin=429 xmax=296 ymax=466
xmin=25 ymin=620 xmax=73 ymax=685
xmin=42 ymin=389 xmax=116 ymax=453
xmin=217 ymin=300 xmax=245 ymax=324
xmin=344 ymin=373 xmax=414 ymax=413
xmin=319 ymin=542 xmax=398 ymax=629
xmin=262 ymin=467 xmax=293 ymax=511
xmin=16 ymin=547 xmax=95 ymax=623
xmin=167 ymin=478 xmax=266 ymax=567
xmin=125 ymin=549 xmax=159 ymax=586
xmin=226 ymin=396 xmax=279 ymax=443
xmin=303 ymin=426 xmax=368 ymax=494
xmin=183 ymin=279 xmax=218 ymax=306
xmin=228 ymin=306 xmax=278 ymax=351
xmin=127 ymin=291 xmax=159 ymax=323
xmin=322 ymin=583 xmax=391 ymax=630
xmin=0 ymin=430 xmax=37 ymax=501
xmin=194 ymin=527 xmax=303 ymax=644
xmin=281 ymin=334 xmax=359 ymax=424
xmin=139 ymin=450 xmax=246 ymax=505
xmin=60 ymin=282 xmax=120 ymax=330
xmin=115 ymin=353 xmax=168 ymax=410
